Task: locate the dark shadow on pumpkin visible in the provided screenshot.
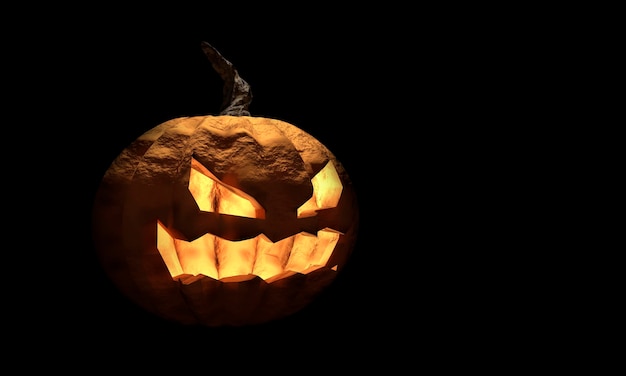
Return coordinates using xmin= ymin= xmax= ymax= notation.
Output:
xmin=173 ymin=268 xmax=338 ymax=327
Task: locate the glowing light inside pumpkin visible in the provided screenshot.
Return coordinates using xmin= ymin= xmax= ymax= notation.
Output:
xmin=297 ymin=160 xmax=343 ymax=218
xmin=156 ymin=159 xmax=344 ymax=282
xmin=189 ymin=158 xmax=265 ymax=219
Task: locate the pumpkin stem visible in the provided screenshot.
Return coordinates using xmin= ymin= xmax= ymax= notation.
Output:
xmin=201 ymin=41 xmax=252 ymax=116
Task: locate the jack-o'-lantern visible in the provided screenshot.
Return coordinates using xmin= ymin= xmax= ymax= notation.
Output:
xmin=92 ymin=42 xmax=359 ymax=327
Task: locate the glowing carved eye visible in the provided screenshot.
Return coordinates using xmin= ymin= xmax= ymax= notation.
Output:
xmin=156 ymin=158 xmax=343 ymax=282
xmin=296 ymin=160 xmax=343 ymax=218
xmin=189 ymin=157 xmax=265 ymax=219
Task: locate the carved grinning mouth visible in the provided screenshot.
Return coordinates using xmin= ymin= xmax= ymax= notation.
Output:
xmin=157 ymin=158 xmax=344 ymax=284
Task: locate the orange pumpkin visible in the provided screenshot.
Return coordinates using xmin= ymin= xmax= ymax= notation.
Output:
xmin=92 ymin=42 xmax=359 ymax=326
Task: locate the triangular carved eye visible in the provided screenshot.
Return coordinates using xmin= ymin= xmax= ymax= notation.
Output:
xmin=189 ymin=157 xmax=265 ymax=219
xmin=297 ymin=161 xmax=343 ymax=218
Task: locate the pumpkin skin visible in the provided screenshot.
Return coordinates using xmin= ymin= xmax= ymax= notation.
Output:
xmin=92 ymin=114 xmax=359 ymax=326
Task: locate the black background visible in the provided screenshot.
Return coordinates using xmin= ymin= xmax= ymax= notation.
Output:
xmin=36 ymin=11 xmax=421 ymax=364
xmin=13 ymin=5 xmax=530 ymax=370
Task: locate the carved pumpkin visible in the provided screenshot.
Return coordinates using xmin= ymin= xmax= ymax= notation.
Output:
xmin=92 ymin=42 xmax=359 ymax=327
